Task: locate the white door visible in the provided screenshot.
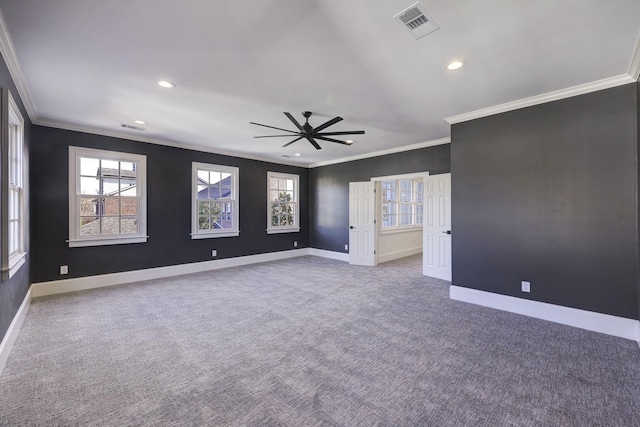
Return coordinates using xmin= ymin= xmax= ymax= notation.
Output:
xmin=349 ymin=181 xmax=376 ymax=266
xmin=423 ymin=173 xmax=451 ymax=280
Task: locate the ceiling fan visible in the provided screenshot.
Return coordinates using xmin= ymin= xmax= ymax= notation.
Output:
xmin=250 ymin=111 xmax=365 ymax=150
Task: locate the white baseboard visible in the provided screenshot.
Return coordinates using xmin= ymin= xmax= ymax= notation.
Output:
xmin=450 ymin=285 xmax=640 ymax=342
xmin=378 ymin=247 xmax=422 ymax=264
xmin=0 ymin=287 xmax=31 ymax=376
xmin=32 ymin=249 xmax=310 ymax=298
xmin=308 ymin=248 xmax=349 ymax=262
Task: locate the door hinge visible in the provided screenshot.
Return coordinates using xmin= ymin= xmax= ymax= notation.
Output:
xmin=374 ymin=219 xmax=376 ymax=224
xmin=374 ymin=250 xmax=376 ymax=255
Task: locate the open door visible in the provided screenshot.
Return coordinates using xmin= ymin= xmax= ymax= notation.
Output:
xmin=349 ymin=181 xmax=376 ymax=266
xmin=423 ymin=173 xmax=451 ymax=280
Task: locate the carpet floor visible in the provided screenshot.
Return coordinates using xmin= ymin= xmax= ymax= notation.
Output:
xmin=1 ymin=255 xmax=639 ymax=426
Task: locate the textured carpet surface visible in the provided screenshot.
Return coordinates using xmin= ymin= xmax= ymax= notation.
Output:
xmin=1 ymin=255 xmax=639 ymax=426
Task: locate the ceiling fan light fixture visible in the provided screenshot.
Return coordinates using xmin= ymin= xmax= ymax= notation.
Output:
xmin=447 ymin=60 xmax=465 ymax=70
xmin=294 ymin=153 xmax=301 ymax=157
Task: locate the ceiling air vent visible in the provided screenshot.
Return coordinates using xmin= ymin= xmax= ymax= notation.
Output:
xmin=120 ymin=123 xmax=145 ymax=131
xmin=394 ymin=2 xmax=440 ymax=40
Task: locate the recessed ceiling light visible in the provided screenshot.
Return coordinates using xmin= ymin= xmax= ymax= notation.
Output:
xmin=447 ymin=60 xmax=465 ymax=70
xmin=158 ymin=80 xmax=175 ymax=88
xmin=346 ymin=140 xmax=354 ymax=145
xmin=134 ymin=120 xmax=147 ymax=125
xmin=294 ymin=153 xmax=301 ymax=157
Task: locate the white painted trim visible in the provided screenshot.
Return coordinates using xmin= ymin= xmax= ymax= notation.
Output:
xmin=0 ymin=287 xmax=31 ymax=376
xmin=445 ymin=74 xmax=635 ymax=125
xmin=628 ymin=32 xmax=640 ymax=81
xmin=377 ymin=247 xmax=422 ymax=263
xmin=0 ymin=10 xmax=37 ymax=120
xmin=32 ymin=249 xmax=310 ymax=297
xmin=450 ymin=285 xmax=640 ymax=341
xmin=308 ymin=248 xmax=349 ymax=262
xmin=309 ymin=138 xmax=450 ymax=168
xmin=370 ymin=171 xmax=429 ymax=182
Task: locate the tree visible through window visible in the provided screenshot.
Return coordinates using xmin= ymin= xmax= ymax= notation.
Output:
xmin=267 ymin=172 xmax=299 ymax=234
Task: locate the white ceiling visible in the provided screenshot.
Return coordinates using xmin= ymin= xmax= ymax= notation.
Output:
xmin=0 ymin=0 xmax=639 ymax=166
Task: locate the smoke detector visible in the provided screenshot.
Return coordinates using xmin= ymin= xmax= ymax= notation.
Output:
xmin=394 ymin=2 xmax=440 ymax=40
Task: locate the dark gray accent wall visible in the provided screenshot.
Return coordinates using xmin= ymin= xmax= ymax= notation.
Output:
xmin=0 ymin=53 xmax=31 ymax=343
xmin=452 ymin=83 xmax=639 ymax=320
xmin=309 ymin=145 xmax=450 ymax=252
xmin=30 ymin=126 xmax=309 ymax=283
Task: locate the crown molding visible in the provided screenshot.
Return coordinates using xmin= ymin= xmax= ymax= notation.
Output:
xmin=0 ymin=10 xmax=37 ymax=120
xmin=628 ymin=32 xmax=640 ymax=81
xmin=33 ymin=119 xmax=307 ymax=168
xmin=308 ymin=137 xmax=450 ymax=168
xmin=445 ymin=74 xmax=636 ymax=125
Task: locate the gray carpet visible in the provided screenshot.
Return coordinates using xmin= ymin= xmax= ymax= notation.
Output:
xmin=1 ymin=255 xmax=639 ymax=426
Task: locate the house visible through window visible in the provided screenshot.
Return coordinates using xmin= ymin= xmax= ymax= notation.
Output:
xmin=1 ymin=89 xmax=26 ymax=279
xmin=192 ymin=162 xmax=239 ymax=239
xmin=381 ymin=179 xmax=423 ymax=228
xmin=69 ymin=147 xmax=147 ymax=247
xmin=267 ymin=172 xmax=299 ymax=234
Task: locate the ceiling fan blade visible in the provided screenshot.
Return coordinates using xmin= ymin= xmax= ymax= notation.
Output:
xmin=284 ymin=112 xmax=304 ymax=131
xmin=313 ymin=116 xmax=343 ymax=132
xmin=314 ymin=135 xmax=353 ymax=146
xmin=250 ymin=122 xmax=298 ymax=134
xmin=254 ymin=134 xmax=302 ymax=138
xmin=304 ymin=136 xmax=322 ymax=150
xmin=314 ymin=130 xmax=365 ymax=136
xmin=282 ymin=136 xmax=304 ymax=147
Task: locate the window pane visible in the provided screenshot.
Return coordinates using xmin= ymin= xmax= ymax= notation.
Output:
xmin=286 ymin=179 xmax=293 ymax=192
xmin=279 ymin=179 xmax=287 ymax=190
xmin=101 ymin=178 xmax=119 ymax=195
xmin=197 ymin=184 xmax=208 ymax=199
xmin=269 ymin=177 xmax=278 ymax=189
xmin=101 ymin=159 xmax=119 ymax=172
xmin=80 ymin=198 xmax=98 ymax=216
xmin=121 ymin=199 xmax=138 ymax=215
xmin=103 ymin=198 xmax=119 ymax=216
xmin=101 ymin=217 xmax=119 ymax=234
xmin=198 ymin=201 xmax=210 ymax=215
xmin=80 ymin=217 xmax=100 ymax=235
xmin=210 ymin=171 xmax=221 ymax=185
xmin=199 ymin=216 xmax=211 ymax=230
xmin=270 ymin=202 xmax=280 ymax=226
xmin=80 ymin=177 xmax=100 ymax=195
xmin=220 ymin=172 xmax=231 ymax=182
xmin=120 ymin=179 xmax=136 ymax=196
xmin=269 ymin=190 xmax=278 ymax=202
xmin=221 ymin=186 xmax=232 ymax=199
xmin=80 ymin=157 xmax=99 ymax=176
xmin=121 ymin=161 xmax=136 ymax=178
xmin=197 ymin=169 xmax=209 ymax=183
xmin=120 ymin=218 xmax=138 ymax=234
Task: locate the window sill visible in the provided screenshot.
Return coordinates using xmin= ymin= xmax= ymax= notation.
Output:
xmin=266 ymin=227 xmax=300 ymax=235
xmin=191 ymin=231 xmax=239 ymax=239
xmin=69 ymin=236 xmax=148 ymax=248
xmin=2 ymin=252 xmax=27 ymax=280
xmin=379 ymin=226 xmax=423 ymax=235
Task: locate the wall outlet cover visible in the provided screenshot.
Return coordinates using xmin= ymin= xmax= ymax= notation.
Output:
xmin=521 ymin=281 xmax=531 ymax=293
xmin=212 ymin=250 xmax=217 ymax=257
xmin=60 ymin=265 xmax=68 ymax=275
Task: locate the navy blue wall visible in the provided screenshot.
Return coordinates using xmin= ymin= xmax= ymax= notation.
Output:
xmin=30 ymin=126 xmax=309 ymax=283
xmin=0 ymin=53 xmax=31 ymax=343
xmin=451 ymin=83 xmax=639 ymax=320
xmin=309 ymin=145 xmax=450 ymax=253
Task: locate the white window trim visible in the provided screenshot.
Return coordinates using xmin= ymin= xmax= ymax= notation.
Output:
xmin=266 ymin=171 xmax=300 ymax=234
xmin=380 ymin=177 xmax=425 ymax=230
xmin=68 ymin=146 xmax=147 ymax=247
xmin=191 ymin=162 xmax=239 ymax=239
xmin=1 ymin=89 xmax=27 ymax=280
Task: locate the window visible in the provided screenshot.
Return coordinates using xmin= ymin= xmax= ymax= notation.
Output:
xmin=381 ymin=179 xmax=423 ymax=228
xmin=69 ymin=147 xmax=147 ymax=247
xmin=267 ymin=172 xmax=299 ymax=234
xmin=192 ymin=162 xmax=239 ymax=239
xmin=1 ymin=89 xmax=26 ymax=279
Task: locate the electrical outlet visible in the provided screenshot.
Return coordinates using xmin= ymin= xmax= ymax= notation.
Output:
xmin=293 ymin=241 xmax=298 ymax=247
xmin=211 ymin=250 xmax=217 ymax=257
xmin=521 ymin=281 xmax=530 ymax=293
xmin=345 ymin=244 xmax=348 ymax=251
xmin=60 ymin=265 xmax=68 ymax=275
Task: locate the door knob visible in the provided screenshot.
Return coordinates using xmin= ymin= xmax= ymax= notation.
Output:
xmin=442 ymin=230 xmax=451 ymax=235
